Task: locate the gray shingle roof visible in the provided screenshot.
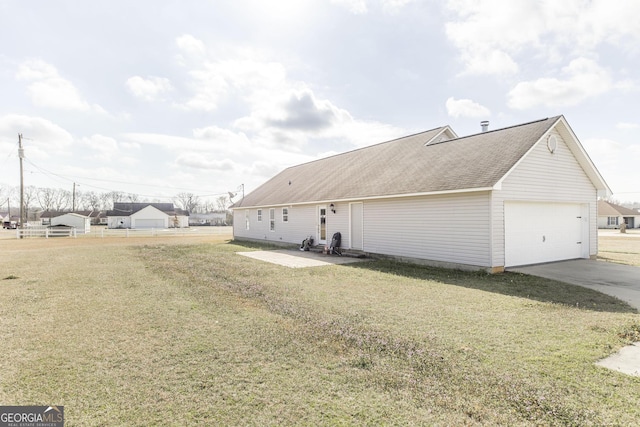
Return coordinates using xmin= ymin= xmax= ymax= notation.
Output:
xmin=235 ymin=116 xmax=562 ymax=208
xmin=598 ymin=200 xmax=640 ymax=216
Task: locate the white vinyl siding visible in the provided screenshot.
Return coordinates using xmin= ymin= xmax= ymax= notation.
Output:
xmin=364 ymin=192 xmax=491 ymax=267
xmin=350 ymin=202 xmax=363 ymax=250
xmin=130 ymin=206 xmax=169 ymax=229
xmin=491 ymin=129 xmax=597 ymax=267
xmin=233 ymin=204 xmax=349 ymax=246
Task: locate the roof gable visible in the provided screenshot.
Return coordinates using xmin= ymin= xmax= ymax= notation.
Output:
xmin=598 ymin=200 xmax=639 ymax=216
xmin=130 ymin=205 xmax=168 ymax=218
xmin=235 ymin=116 xmax=609 ymax=208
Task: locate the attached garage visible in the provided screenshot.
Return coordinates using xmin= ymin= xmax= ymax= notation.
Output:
xmin=232 ymin=115 xmax=611 ymax=272
xmin=504 ymin=202 xmax=588 ymax=267
xmin=134 ymin=218 xmax=166 ymax=228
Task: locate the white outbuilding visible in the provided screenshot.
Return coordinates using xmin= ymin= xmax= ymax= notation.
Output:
xmin=51 ymin=213 xmax=91 ymax=234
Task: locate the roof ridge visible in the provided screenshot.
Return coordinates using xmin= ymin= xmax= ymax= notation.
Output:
xmin=285 ymin=126 xmax=449 ymax=170
xmin=602 ymin=200 xmax=639 ymax=215
xmin=456 ymin=116 xmax=562 ymax=141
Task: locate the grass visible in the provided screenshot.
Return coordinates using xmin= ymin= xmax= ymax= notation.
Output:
xmin=598 ymin=231 xmax=640 ymax=267
xmin=1 ymin=234 xmax=639 ymax=425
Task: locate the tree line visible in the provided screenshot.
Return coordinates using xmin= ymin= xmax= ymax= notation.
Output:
xmin=0 ymin=185 xmax=230 ymax=219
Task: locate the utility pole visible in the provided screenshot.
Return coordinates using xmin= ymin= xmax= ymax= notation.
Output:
xmin=18 ymin=133 xmax=25 ymax=228
xmin=72 ymin=182 xmax=76 ymax=211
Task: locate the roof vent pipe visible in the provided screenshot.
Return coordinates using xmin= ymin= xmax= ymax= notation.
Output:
xmin=481 ymin=121 xmax=489 ymax=132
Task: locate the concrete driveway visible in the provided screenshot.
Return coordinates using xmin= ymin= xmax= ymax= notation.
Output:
xmin=237 ymin=249 xmax=367 ymax=268
xmin=508 ymin=259 xmax=640 ymax=311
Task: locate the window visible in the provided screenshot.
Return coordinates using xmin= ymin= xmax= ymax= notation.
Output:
xmin=257 ymin=209 xmax=262 ymax=222
xmin=282 ymin=207 xmax=289 ymax=222
xmin=245 ymin=210 xmax=250 ymax=230
xmin=607 ymin=217 xmax=618 ymax=226
xmin=269 ymin=208 xmax=275 ymax=231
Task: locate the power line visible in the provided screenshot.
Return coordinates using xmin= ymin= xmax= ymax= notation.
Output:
xmin=23 ymin=159 xmax=231 ymax=199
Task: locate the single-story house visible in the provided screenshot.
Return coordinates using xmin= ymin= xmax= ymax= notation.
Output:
xmin=597 ymin=200 xmax=640 ymax=229
xmin=51 ymin=212 xmax=91 ymax=234
xmin=232 ymin=115 xmax=611 ymax=272
xmin=106 ymin=203 xmax=189 ymax=229
xmin=40 ymin=210 xmax=105 ymax=226
xmin=1 ymin=212 xmax=18 ymax=228
xmin=189 ymin=212 xmax=228 ymax=226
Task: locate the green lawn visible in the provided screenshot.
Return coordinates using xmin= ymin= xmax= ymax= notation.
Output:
xmin=1 ymin=236 xmax=639 ymax=426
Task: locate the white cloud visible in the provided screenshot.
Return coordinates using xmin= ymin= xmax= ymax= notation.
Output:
xmin=459 ymin=49 xmax=519 ymax=76
xmin=174 ymin=153 xmax=236 ymax=171
xmin=445 ymin=97 xmax=490 ymax=118
xmin=330 ymin=0 xmax=414 ymax=14
xmin=507 ymin=58 xmax=611 ymax=109
xmin=616 ymin=122 xmax=639 ymax=130
xmin=582 ymin=137 xmax=640 ymax=199
xmin=15 ymin=59 xmax=101 ymax=112
xmin=79 ymin=134 xmax=121 ymax=162
xmin=0 ymin=114 xmax=73 ymax=153
xmin=331 ymin=0 xmax=368 ymax=14
xmin=381 ymin=0 xmax=414 ymax=14
xmin=235 ymin=89 xmax=351 ymax=136
xmin=126 ymin=76 xmax=173 ymax=101
xmin=176 ymin=37 xmax=288 ymax=112
xmin=445 ymin=0 xmax=640 ymax=76
xmin=175 ymin=34 xmax=206 ymax=58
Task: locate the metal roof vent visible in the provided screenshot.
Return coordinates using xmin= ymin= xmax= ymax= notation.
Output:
xmin=481 ymin=121 xmax=489 ymax=132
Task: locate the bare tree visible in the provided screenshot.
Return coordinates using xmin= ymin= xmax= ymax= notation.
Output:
xmin=81 ymin=191 xmax=101 ymax=211
xmin=201 ymin=199 xmax=212 ymax=213
xmin=52 ymin=189 xmax=71 ymax=211
xmin=215 ymin=195 xmax=229 ymax=212
xmin=23 ymin=185 xmax=38 ymax=221
xmin=0 ymin=185 xmax=15 ymax=214
xmin=107 ymin=191 xmax=125 ymax=208
xmin=174 ymin=192 xmax=200 ymax=213
xmin=127 ymin=193 xmax=140 ymax=203
xmin=37 ymin=187 xmax=57 ymax=212
xmin=98 ymin=192 xmax=111 ymax=210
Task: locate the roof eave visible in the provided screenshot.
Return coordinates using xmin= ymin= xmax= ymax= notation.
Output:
xmin=230 ymin=186 xmax=494 ymax=209
xmin=556 ymin=116 xmax=612 ymax=197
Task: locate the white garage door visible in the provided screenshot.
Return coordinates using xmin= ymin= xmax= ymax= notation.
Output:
xmin=134 ymin=219 xmax=165 ymax=229
xmin=505 ymin=202 xmax=585 ymax=267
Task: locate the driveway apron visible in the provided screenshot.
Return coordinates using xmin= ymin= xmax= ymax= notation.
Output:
xmin=508 ymin=259 xmax=640 ymax=311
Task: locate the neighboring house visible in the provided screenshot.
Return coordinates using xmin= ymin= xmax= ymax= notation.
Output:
xmin=597 ymin=200 xmax=640 ymax=229
xmin=106 ymin=203 xmax=189 ymax=229
xmin=0 ymin=212 xmax=15 ymax=228
xmin=40 ymin=210 xmax=106 ymax=225
xmin=232 ymin=116 xmax=610 ymax=272
xmin=51 ymin=212 xmax=91 ymax=234
xmin=189 ymin=212 xmax=227 ymax=226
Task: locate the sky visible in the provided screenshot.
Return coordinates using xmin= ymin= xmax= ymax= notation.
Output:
xmin=1 ymin=0 xmax=639 ymax=208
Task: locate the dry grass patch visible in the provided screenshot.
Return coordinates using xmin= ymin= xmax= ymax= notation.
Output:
xmin=598 ymin=232 xmax=640 ymax=267
xmin=1 ymin=236 xmax=640 ymax=425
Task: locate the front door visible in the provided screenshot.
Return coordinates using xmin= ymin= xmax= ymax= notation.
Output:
xmin=318 ymin=205 xmax=327 ymax=245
